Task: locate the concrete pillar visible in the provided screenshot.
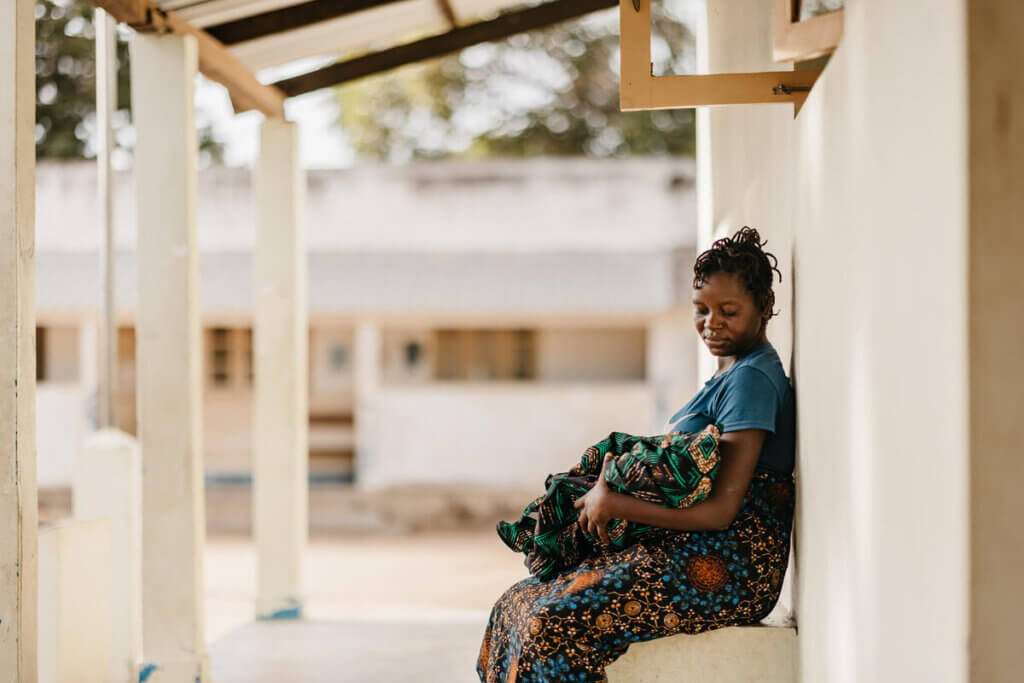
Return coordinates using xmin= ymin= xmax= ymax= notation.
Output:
xmin=73 ymin=430 xmax=142 ymax=682
xmin=353 ymin=321 xmax=381 ymax=486
xmin=0 ymin=0 xmax=38 ymax=679
xmin=252 ymin=119 xmax=308 ymax=620
xmin=646 ymin=309 xmax=698 ymax=432
xmin=37 ymin=519 xmax=112 ymax=683
xmin=130 ymin=33 xmax=209 ymax=682
xmin=78 ymin=316 xmax=99 ymax=429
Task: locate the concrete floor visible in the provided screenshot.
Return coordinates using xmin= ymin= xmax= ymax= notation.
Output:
xmin=204 ymin=530 xmax=523 ymax=682
xmin=210 ymin=617 xmax=486 ymax=683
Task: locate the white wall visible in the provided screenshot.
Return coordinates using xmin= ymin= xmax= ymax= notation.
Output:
xmin=34 ymin=159 xmax=695 ymax=254
xmin=701 ymin=1 xmax=969 ymax=681
xmin=359 ymin=383 xmax=653 ymax=489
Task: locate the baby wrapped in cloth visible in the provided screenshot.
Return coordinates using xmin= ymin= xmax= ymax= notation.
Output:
xmin=497 ymin=423 xmax=722 ymax=581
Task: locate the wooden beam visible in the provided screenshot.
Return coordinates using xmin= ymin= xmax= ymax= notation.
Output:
xmin=91 ymin=0 xmax=286 ymax=117
xmin=205 ymin=0 xmax=403 ymax=46
xmin=93 ymin=0 xmax=149 ymax=26
xmin=273 ymin=0 xmax=617 ymax=96
xmin=621 ymin=72 xmax=821 ymax=111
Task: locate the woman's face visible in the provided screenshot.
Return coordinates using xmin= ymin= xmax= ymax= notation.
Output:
xmin=692 ymin=271 xmax=766 ymax=357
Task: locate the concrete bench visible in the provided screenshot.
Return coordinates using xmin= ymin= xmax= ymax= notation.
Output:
xmin=606 ymin=625 xmax=797 ymax=682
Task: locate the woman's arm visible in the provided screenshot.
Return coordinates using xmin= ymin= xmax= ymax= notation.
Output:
xmin=574 ymin=429 xmax=766 ymax=542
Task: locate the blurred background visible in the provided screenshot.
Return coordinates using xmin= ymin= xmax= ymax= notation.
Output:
xmin=32 ymin=0 xmax=702 ymax=674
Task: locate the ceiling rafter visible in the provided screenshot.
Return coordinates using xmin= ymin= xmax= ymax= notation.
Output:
xmin=205 ymin=0 xmax=404 ymax=45
xmin=272 ymin=0 xmax=617 ymax=97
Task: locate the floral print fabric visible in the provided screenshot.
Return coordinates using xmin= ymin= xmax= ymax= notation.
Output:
xmin=497 ymin=424 xmax=722 ymax=581
xmin=477 ymin=472 xmax=795 ymax=683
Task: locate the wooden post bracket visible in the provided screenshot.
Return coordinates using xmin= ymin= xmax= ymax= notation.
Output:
xmin=619 ymin=0 xmax=820 ymax=115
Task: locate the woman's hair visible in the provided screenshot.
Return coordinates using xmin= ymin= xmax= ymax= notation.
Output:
xmin=692 ymin=226 xmax=782 ymax=321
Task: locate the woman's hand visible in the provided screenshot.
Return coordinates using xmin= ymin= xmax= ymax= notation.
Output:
xmin=573 ymin=453 xmax=618 ymax=546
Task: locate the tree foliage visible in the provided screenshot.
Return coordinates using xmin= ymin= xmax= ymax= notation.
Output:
xmin=335 ymin=6 xmax=695 ymax=161
xmin=35 ymin=0 xmax=222 ymax=162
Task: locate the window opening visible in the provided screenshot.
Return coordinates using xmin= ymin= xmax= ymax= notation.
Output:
xmin=403 ymin=341 xmax=422 ymax=368
xmin=434 ymin=329 xmax=536 ymax=381
xmin=210 ymin=327 xmax=230 ymax=385
xmin=329 ymin=344 xmax=348 ymax=372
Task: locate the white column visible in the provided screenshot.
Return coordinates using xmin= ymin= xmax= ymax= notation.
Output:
xmin=353 ymin=321 xmax=381 ymax=487
xmin=0 ymin=0 xmax=38 ymax=679
xmin=73 ymin=430 xmax=142 ymax=683
xmin=646 ymin=309 xmax=698 ymax=433
xmin=252 ymin=119 xmax=308 ymax=619
xmin=95 ymin=7 xmax=118 ymax=429
xmin=130 ymin=33 xmax=209 ymax=682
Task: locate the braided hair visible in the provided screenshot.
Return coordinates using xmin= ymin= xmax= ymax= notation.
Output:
xmin=692 ymin=226 xmax=782 ymax=323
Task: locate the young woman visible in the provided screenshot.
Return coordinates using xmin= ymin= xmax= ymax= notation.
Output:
xmin=477 ymin=227 xmax=796 ymax=683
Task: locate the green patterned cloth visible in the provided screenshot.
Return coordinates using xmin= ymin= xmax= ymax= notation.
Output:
xmin=497 ymin=423 xmax=722 ymax=581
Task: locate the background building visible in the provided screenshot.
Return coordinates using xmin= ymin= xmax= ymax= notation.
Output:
xmin=34 ymin=157 xmax=699 ymax=527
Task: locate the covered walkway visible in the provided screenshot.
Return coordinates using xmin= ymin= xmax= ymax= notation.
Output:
xmin=6 ymin=0 xmax=634 ymax=680
xmin=4 ymin=0 xmax=1024 ymax=682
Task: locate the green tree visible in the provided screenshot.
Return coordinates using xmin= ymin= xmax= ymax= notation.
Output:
xmin=35 ymin=0 xmax=222 ymax=162
xmin=335 ymin=6 xmax=695 ymax=161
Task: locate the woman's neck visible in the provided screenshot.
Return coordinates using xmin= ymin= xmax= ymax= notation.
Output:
xmin=713 ymin=334 xmax=769 ymax=377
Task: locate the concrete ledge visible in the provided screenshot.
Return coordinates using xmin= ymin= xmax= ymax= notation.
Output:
xmin=606 ymin=625 xmax=797 ymax=683
xmin=38 ymin=518 xmax=113 ymax=683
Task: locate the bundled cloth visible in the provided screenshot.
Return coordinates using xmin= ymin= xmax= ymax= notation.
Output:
xmin=497 ymin=423 xmax=722 ymax=581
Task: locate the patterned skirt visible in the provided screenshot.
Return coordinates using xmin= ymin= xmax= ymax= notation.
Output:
xmin=476 ymin=471 xmax=795 ymax=683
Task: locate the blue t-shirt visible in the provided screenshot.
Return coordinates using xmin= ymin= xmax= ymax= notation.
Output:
xmin=668 ymin=341 xmax=795 ymax=475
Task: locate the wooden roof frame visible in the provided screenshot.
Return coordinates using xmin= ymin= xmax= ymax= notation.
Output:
xmin=619 ymin=0 xmax=820 ymax=115
xmin=92 ymin=0 xmax=620 ymax=113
